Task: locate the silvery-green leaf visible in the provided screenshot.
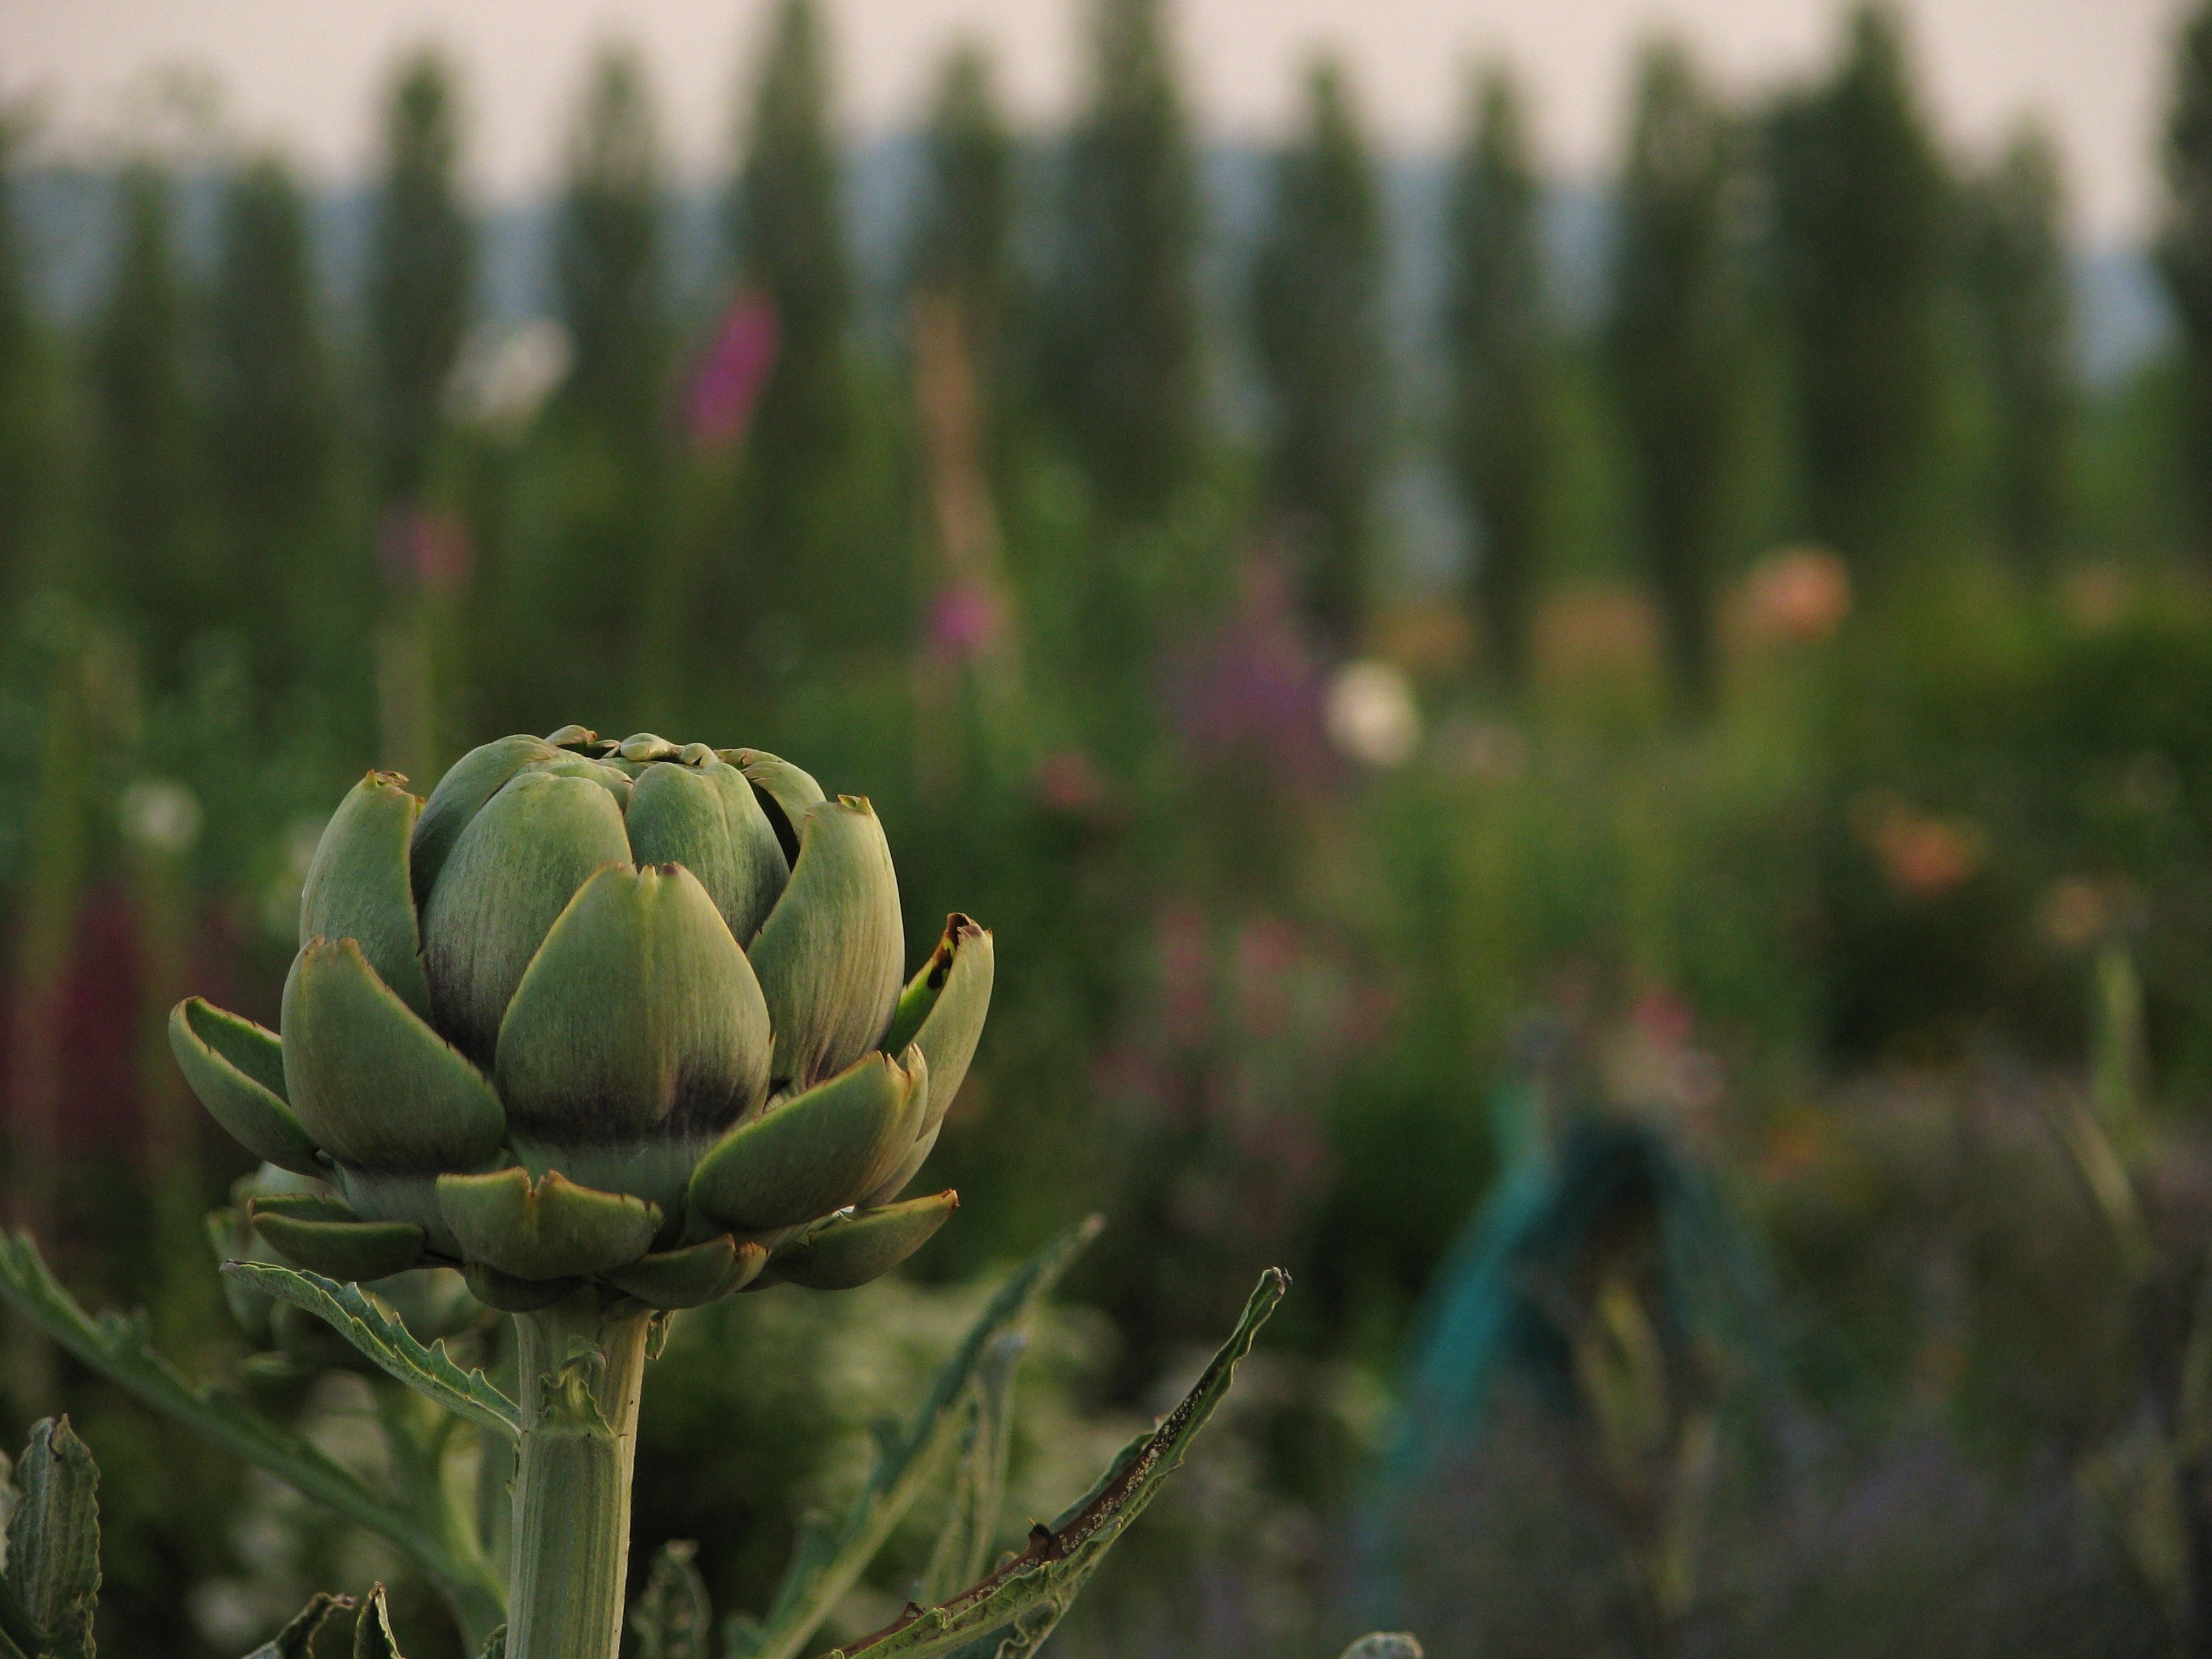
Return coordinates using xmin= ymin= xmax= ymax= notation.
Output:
xmin=0 ymin=1233 xmax=507 ymax=1642
xmin=410 ymin=735 xmax=562 ymax=906
xmin=884 ymin=918 xmax=993 ymax=1139
xmin=600 ymin=1235 xmax=767 ymax=1309
xmin=283 ymin=939 xmax=506 ymax=1172
xmin=732 ymin=1216 xmax=1103 ymax=1659
xmin=169 ymin=999 xmax=323 ymax=1176
xmin=748 ymin=798 xmax=903 ymax=1092
xmin=240 ymin=1591 xmax=354 ymax=1658
xmin=920 ymin=1332 xmax=1025 ymax=1605
xmin=765 ymin=1193 xmax=956 ymax=1290
xmin=421 ymin=769 xmax=632 ymax=1064
xmin=220 ymin=1260 xmax=520 ymax=1440
xmin=5 ymin=1416 xmax=98 ymax=1659
xmin=495 ymin=863 xmax=769 ymax=1146
xmin=300 ymin=772 xmax=432 ymax=1020
xmin=247 ymin=1194 xmax=426 ymax=1282
xmin=437 ymin=1168 xmax=660 ymax=1280
xmin=688 ymin=1052 xmax=918 ymax=1232
xmin=818 ymin=1270 xmax=1290 ymax=1659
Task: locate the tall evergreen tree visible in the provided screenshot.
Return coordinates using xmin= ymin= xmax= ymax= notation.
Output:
xmin=1250 ymin=58 xmax=1387 ymax=655
xmin=0 ymin=110 xmax=47 ymax=600
xmin=1051 ymin=0 xmax=1202 ymax=522
xmin=1608 ymin=40 xmax=1743 ymax=711
xmin=556 ymin=45 xmax=665 ymax=440
xmin=1965 ymin=125 xmax=2070 ymax=570
xmin=732 ymin=0 xmax=851 ymax=533
xmin=1445 ymin=65 xmax=1550 ymax=688
xmin=208 ymin=154 xmax=327 ymax=697
xmin=2163 ymin=1 xmax=2212 ymax=565
xmin=368 ymin=52 xmax=472 ymax=506
xmin=1766 ymin=4 xmax=1949 ymax=575
xmin=90 ymin=163 xmax=202 ymax=682
xmin=909 ymin=44 xmax=1016 ymax=367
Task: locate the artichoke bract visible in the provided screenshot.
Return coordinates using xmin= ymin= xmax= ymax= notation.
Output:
xmin=171 ymin=726 xmax=992 ymax=1311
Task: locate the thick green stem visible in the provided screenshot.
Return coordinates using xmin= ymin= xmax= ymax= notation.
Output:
xmin=506 ymin=1297 xmax=653 ymax=1659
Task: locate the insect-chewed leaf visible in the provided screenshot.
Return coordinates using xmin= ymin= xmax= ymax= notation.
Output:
xmin=220 ymin=1260 xmax=521 ymax=1440
xmin=239 ymin=1591 xmax=356 ymax=1658
xmin=5 ymin=1416 xmax=99 ymax=1659
xmin=827 ymin=1268 xmax=1290 ymax=1659
xmin=629 ymin=1540 xmax=712 ymax=1659
xmin=731 ymin=1216 xmax=1105 ymax=1659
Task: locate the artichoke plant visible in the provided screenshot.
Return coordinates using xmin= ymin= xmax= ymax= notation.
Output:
xmin=166 ymin=726 xmax=992 ymax=1659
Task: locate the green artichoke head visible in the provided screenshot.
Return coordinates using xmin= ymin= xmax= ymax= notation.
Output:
xmin=171 ymin=728 xmax=994 ymax=1311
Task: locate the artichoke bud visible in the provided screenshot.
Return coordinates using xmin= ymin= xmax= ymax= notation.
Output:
xmin=249 ymin=1191 xmax=427 ymax=1282
xmin=763 ymin=1192 xmax=959 ymax=1290
xmin=173 ymin=726 xmax=985 ymax=1310
xmin=883 ymin=914 xmax=994 ymax=1139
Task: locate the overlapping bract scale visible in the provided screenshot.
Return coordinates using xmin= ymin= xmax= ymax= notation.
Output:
xmin=167 ymin=726 xmax=995 ymax=1310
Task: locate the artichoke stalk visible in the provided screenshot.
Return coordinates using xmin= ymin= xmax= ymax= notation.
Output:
xmin=169 ymin=727 xmax=994 ymax=1659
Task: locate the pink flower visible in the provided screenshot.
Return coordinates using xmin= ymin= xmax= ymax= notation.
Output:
xmin=378 ymin=508 xmax=473 ymax=596
xmin=685 ymin=293 xmax=780 ymax=454
xmin=927 ymin=582 xmax=1001 ymax=662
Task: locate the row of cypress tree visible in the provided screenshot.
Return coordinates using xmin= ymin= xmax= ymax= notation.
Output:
xmin=0 ymin=0 xmax=2186 ymax=745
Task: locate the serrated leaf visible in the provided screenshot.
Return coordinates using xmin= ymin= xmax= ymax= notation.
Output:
xmin=920 ymin=1333 xmax=1025 ymax=1605
xmin=731 ymin=1215 xmax=1104 ymax=1659
xmin=0 ymin=1450 xmax=47 ymax=1659
xmin=353 ymin=1584 xmax=407 ymax=1658
xmin=0 ymin=1231 xmax=506 ymax=1637
xmin=475 ymin=1628 xmax=506 ymax=1659
xmin=220 ymin=1261 xmax=520 ymax=1441
xmin=827 ymin=1268 xmax=1289 ymax=1659
xmin=241 ymin=1591 xmax=356 ymax=1658
xmin=630 ymin=1540 xmax=712 ymax=1659
xmin=6 ymin=1417 xmax=99 ymax=1659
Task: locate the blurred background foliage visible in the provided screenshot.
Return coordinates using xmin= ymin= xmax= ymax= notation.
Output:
xmin=7 ymin=0 xmax=2212 ymax=1652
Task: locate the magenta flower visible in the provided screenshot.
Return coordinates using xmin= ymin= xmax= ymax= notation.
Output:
xmin=685 ymin=293 xmax=781 ymax=454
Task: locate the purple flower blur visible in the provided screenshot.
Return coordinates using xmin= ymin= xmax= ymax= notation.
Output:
xmin=1166 ymin=555 xmax=1330 ymax=787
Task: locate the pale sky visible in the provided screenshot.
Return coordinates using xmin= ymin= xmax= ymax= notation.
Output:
xmin=0 ymin=0 xmax=2182 ymax=242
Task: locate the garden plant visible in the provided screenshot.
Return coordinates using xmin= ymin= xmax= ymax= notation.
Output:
xmin=0 ymin=727 xmax=1407 ymax=1658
